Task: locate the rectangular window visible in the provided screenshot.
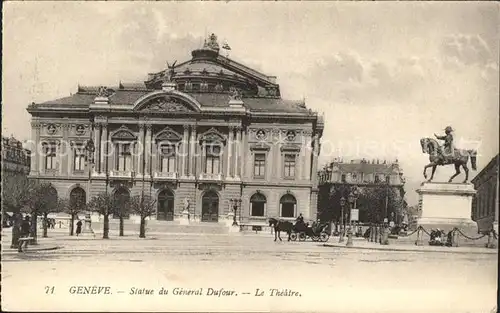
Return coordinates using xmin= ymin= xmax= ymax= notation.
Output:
xmin=374 ymin=175 xmax=381 ymax=183
xmin=283 ymin=154 xmax=296 ymax=178
xmin=73 ymin=147 xmax=86 ymax=171
xmin=205 ymin=145 xmax=221 ymax=174
xmin=253 ymin=153 xmax=266 ymax=178
xmin=160 ymin=145 xmax=176 ymax=173
xmin=385 ymin=175 xmax=391 ymax=184
xmin=45 ymin=146 xmax=57 ymax=170
xmin=116 ymin=143 xmax=132 ymax=171
xmin=341 ymin=174 xmax=346 ymax=183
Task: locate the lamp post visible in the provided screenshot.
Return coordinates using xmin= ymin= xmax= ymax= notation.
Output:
xmin=85 ymin=139 xmax=95 ymax=225
xmin=230 ymin=198 xmax=241 ymax=226
xmin=339 ymin=196 xmax=346 ymax=243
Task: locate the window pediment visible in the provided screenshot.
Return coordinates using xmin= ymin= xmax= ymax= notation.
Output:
xmin=155 ymin=127 xmax=182 ymax=142
xmin=111 ymin=125 xmax=136 ymax=140
xmin=199 ymin=127 xmax=226 ymax=144
xmin=280 ymin=144 xmax=301 ymax=152
xmin=250 ymin=143 xmax=271 ymax=151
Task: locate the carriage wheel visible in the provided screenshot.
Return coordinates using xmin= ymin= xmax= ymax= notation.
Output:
xmin=320 ymin=232 xmax=330 ymax=242
xmin=290 ymin=233 xmax=298 ymax=241
xmin=298 ymin=232 xmax=306 ymax=241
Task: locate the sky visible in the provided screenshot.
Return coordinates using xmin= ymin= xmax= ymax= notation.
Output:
xmin=3 ymin=2 xmax=499 ymax=205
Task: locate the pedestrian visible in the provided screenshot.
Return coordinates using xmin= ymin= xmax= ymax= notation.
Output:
xmin=18 ymin=216 xmax=31 ymax=252
xmin=76 ymin=220 xmax=82 ymax=236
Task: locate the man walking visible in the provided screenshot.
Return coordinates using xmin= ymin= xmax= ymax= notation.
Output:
xmin=18 ymin=216 xmax=31 ymax=252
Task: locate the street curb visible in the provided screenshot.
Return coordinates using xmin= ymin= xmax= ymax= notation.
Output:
xmin=2 ymin=246 xmax=63 ymax=254
xmin=322 ymin=244 xmax=498 ymax=255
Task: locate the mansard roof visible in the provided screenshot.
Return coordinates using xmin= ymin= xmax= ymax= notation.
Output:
xmin=31 ymin=88 xmax=313 ymax=115
xmin=27 ymin=33 xmax=320 ymax=119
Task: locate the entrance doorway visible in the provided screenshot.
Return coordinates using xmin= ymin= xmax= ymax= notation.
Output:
xmin=157 ymin=189 xmax=175 ymax=221
xmin=201 ymin=191 xmax=219 ymax=222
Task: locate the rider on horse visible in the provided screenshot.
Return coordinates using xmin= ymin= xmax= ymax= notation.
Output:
xmin=434 ymin=126 xmax=455 ymax=164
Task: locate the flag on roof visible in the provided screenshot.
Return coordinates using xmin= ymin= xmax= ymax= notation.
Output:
xmin=222 ymin=42 xmax=231 ymax=50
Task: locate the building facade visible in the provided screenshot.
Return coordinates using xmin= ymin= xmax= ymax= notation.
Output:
xmin=26 ymin=34 xmax=324 ymax=224
xmin=2 ymin=136 xmax=31 ymax=176
xmin=471 ymin=154 xmax=498 ymax=234
xmin=317 ymin=158 xmax=406 ymax=224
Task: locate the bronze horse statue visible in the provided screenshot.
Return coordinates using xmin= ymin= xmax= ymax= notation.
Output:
xmin=420 ymin=137 xmax=477 ymax=183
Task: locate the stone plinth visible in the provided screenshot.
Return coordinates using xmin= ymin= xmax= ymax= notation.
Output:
xmin=416 ymin=182 xmax=477 ymax=234
xmin=179 ymin=210 xmax=190 ymax=225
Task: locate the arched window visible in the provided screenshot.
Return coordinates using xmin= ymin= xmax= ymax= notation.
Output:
xmin=250 ymin=193 xmax=266 ymax=217
xmin=158 ymin=189 xmax=175 ymax=221
xmin=280 ymin=194 xmax=297 ymax=218
xmin=69 ymin=187 xmax=85 ymax=212
xmin=113 ymin=188 xmax=130 ymax=219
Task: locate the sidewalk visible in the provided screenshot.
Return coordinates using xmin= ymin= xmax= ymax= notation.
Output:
xmin=324 ymin=237 xmax=498 ymax=255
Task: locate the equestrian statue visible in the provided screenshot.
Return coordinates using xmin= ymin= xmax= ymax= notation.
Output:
xmin=420 ymin=126 xmax=477 ymax=183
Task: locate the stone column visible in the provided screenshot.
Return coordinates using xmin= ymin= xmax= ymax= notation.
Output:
xmin=151 ymin=141 xmax=157 ymax=176
xmin=189 ymin=126 xmax=197 ymax=178
xmin=61 ymin=124 xmax=69 ymax=175
xmin=296 ymin=152 xmax=302 ymax=181
xmin=145 ymin=124 xmax=152 ymax=177
xmin=226 ymin=127 xmax=234 ymax=179
xmin=181 ymin=125 xmax=189 ymax=178
xmin=234 ymin=127 xmax=241 ymax=179
xmin=95 ymin=123 xmax=101 ymax=173
xmin=38 ymin=125 xmax=44 ymax=174
xmin=101 ymin=124 xmax=108 ymax=174
xmin=138 ymin=124 xmax=145 ymax=176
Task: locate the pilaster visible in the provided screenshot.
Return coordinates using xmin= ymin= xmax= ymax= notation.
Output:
xmin=95 ymin=123 xmax=103 ymax=174
xmin=145 ymin=124 xmax=152 ymax=177
xmin=95 ymin=123 xmax=101 ymax=173
xmin=61 ymin=123 xmax=70 ymax=176
xmin=30 ymin=121 xmax=40 ymax=175
xmin=101 ymin=123 xmax=108 ymax=174
xmin=189 ymin=126 xmax=197 ymax=178
xmin=234 ymin=126 xmax=241 ymax=179
xmin=304 ymin=134 xmax=312 ymax=181
xmin=181 ymin=125 xmax=189 ymax=178
xmin=226 ymin=126 xmax=234 ymax=179
xmin=311 ymin=135 xmax=319 ymax=185
xmin=138 ymin=124 xmax=145 ymax=176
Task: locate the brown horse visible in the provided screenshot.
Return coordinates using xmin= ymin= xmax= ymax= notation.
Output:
xmin=268 ymin=218 xmax=293 ymax=242
xmin=420 ymin=137 xmax=477 ymax=183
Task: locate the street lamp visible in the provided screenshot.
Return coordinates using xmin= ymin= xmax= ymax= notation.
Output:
xmin=346 ymin=186 xmax=359 ymax=247
xmin=230 ymin=198 xmax=241 ymax=226
xmin=85 ymin=139 xmax=95 ymax=219
xmin=339 ymin=196 xmax=346 ymax=243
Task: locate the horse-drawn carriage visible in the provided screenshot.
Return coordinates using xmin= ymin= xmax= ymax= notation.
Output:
xmin=269 ymin=218 xmax=330 ymax=242
xmin=290 ymin=221 xmax=330 ymax=242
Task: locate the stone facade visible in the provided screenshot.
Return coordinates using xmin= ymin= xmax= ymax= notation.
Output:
xmin=26 ymin=34 xmax=324 ymax=224
xmin=471 ymin=154 xmax=498 ymax=234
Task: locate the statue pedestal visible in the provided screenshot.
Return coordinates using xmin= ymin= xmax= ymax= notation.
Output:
xmin=179 ymin=210 xmax=190 ymax=225
xmin=416 ymin=182 xmax=477 ymax=235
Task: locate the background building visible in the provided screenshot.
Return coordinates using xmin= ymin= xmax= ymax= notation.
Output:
xmin=471 ymin=154 xmax=498 ymax=234
xmin=317 ymin=158 xmax=406 ymax=224
xmin=26 ymin=33 xmax=324 ymax=224
xmin=2 ymin=135 xmax=31 ymax=176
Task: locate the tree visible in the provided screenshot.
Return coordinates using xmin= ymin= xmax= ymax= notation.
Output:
xmin=67 ymin=191 xmax=87 ymax=236
xmin=359 ymin=185 xmax=401 ymax=224
xmin=114 ymin=191 xmax=131 ymax=237
xmin=25 ymin=182 xmax=58 ymax=244
xmin=129 ymin=194 xmax=157 ymax=238
xmin=38 ymin=186 xmax=61 ymax=238
xmin=2 ymin=172 xmax=34 ymax=248
xmin=87 ymin=192 xmax=114 ymax=239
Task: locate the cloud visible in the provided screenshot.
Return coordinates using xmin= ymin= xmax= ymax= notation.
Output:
xmin=441 ymin=34 xmax=496 ymax=68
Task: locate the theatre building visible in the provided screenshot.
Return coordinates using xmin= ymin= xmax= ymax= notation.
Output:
xmin=27 ymin=33 xmax=324 ymax=224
